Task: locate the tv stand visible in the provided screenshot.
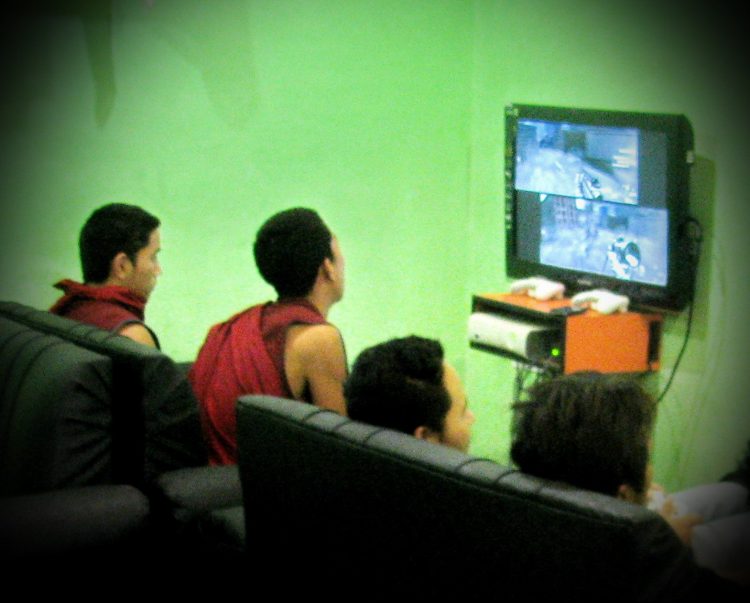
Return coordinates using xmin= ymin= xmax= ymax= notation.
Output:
xmin=469 ymin=293 xmax=662 ymax=374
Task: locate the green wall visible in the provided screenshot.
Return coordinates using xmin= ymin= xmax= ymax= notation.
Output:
xmin=1 ymin=0 xmax=747 ymax=492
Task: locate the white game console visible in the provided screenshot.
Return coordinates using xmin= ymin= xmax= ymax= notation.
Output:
xmin=570 ymin=289 xmax=630 ymax=314
xmin=468 ymin=312 xmax=561 ymax=363
xmin=509 ymin=277 xmax=565 ymax=301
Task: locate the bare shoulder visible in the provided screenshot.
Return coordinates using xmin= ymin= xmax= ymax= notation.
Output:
xmin=117 ymin=322 xmax=158 ymax=348
xmin=285 ymin=323 xmax=347 ymax=413
xmin=286 ymin=323 xmax=347 ymax=378
xmin=288 ymin=323 xmax=344 ymax=356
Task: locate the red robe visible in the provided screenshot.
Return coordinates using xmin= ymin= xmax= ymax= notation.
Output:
xmin=49 ymin=279 xmax=159 ymax=348
xmin=188 ymin=299 xmax=327 ymax=465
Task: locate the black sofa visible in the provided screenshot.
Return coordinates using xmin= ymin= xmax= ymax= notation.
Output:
xmin=236 ymin=394 xmax=745 ymax=600
xmin=0 ymin=301 xmax=207 ymax=486
xmin=0 ymin=302 xmax=242 ymax=562
xmin=0 ymin=313 xmax=153 ymax=561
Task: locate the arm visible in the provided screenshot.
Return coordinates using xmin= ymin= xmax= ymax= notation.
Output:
xmin=118 ymin=323 xmax=159 ymax=348
xmin=661 ymin=502 xmax=703 ymax=546
xmin=285 ymin=324 xmax=348 ymax=415
xmin=649 ymin=483 xmax=703 ymax=546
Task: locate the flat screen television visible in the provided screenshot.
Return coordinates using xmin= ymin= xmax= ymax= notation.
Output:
xmin=504 ymin=103 xmax=695 ymax=311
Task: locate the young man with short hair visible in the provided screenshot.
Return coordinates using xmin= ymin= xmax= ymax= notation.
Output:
xmin=511 ymin=371 xmax=657 ymax=504
xmin=510 ymin=372 xmax=750 ymax=588
xmin=344 ymin=335 xmax=474 ymax=452
xmin=50 ymin=203 xmax=162 ymax=348
xmin=189 ymin=207 xmax=348 ymax=465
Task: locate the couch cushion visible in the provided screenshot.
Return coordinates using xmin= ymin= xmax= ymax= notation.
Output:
xmin=147 ymin=465 xmax=243 ymax=558
xmin=152 ymin=464 xmax=242 ymax=516
xmin=0 ymin=317 xmax=113 ymax=494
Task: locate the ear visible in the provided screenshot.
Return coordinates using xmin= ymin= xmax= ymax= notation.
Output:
xmin=320 ymin=256 xmax=336 ymax=282
xmin=110 ymin=251 xmax=133 ymax=280
xmin=617 ymin=483 xmax=641 ymax=504
xmin=414 ymin=425 xmax=440 ymax=444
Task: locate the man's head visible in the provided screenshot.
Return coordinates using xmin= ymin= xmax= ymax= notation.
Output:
xmin=510 ymin=371 xmax=656 ymax=503
xmin=345 ymin=336 xmax=474 ymax=452
xmin=79 ymin=203 xmax=162 ymax=300
xmin=254 ymin=207 xmax=343 ymax=300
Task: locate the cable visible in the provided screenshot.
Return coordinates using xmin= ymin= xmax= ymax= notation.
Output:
xmin=657 ymin=298 xmax=694 ymax=402
xmin=512 ymin=360 xmax=556 ymax=403
xmin=657 ymin=217 xmax=703 ymax=403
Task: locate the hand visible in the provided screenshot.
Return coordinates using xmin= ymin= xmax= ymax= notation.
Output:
xmin=659 ymin=496 xmax=703 ymax=546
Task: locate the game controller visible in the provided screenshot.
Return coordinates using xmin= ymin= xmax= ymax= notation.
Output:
xmin=570 ymin=289 xmax=630 ymax=314
xmin=509 ymin=277 xmax=565 ymax=301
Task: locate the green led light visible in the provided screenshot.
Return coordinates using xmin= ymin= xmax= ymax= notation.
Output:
xmin=551 ymin=347 xmax=560 ymax=357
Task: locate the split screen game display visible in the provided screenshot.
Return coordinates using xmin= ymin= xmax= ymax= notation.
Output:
xmin=513 ymin=119 xmax=668 ymax=287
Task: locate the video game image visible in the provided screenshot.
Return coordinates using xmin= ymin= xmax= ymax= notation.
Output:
xmin=514 ymin=119 xmax=639 ymax=205
xmin=532 ymin=194 xmax=668 ymax=286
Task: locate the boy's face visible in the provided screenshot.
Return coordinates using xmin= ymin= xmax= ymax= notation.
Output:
xmin=328 ymin=235 xmax=346 ymax=301
xmin=122 ymin=228 xmax=162 ymax=300
xmin=437 ymin=362 xmax=475 ymax=453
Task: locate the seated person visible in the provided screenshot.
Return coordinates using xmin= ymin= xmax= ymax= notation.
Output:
xmin=649 ymin=439 xmax=750 ymax=584
xmin=511 ymin=371 xmax=658 ymax=504
xmin=345 ymin=335 xmax=474 ymax=452
xmin=189 ymin=207 xmax=348 ymax=465
xmin=511 ymin=371 xmax=749 ymax=586
xmin=50 ymin=203 xmax=162 ymax=348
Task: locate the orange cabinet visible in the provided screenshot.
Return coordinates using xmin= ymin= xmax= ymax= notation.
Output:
xmin=471 ymin=293 xmax=662 ymax=374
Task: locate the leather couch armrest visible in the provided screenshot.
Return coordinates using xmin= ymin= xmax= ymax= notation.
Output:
xmin=150 ymin=464 xmax=242 ymax=516
xmin=0 ymin=484 xmax=150 ymax=560
xmin=148 ymin=464 xmax=243 ymax=557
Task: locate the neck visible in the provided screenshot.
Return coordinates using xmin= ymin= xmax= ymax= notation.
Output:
xmin=102 ymin=276 xmax=126 ymax=289
xmin=97 ymin=278 xmax=146 ymax=302
xmin=304 ymin=288 xmax=334 ymax=318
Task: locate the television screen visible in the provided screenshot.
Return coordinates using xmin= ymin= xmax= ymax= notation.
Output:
xmin=505 ymin=103 xmax=695 ymax=311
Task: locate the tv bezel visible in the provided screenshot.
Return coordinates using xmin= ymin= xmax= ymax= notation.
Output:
xmin=504 ymin=103 xmax=695 ymax=312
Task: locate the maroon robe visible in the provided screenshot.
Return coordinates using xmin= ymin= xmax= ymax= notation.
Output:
xmin=188 ymin=299 xmax=327 ymax=465
xmin=49 ymin=279 xmax=159 ymax=348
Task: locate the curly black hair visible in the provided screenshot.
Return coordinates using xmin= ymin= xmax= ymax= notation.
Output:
xmin=253 ymin=207 xmax=332 ymax=298
xmin=345 ymin=335 xmax=450 ymax=435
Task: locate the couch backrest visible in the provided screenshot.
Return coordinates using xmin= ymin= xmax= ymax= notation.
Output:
xmin=0 ymin=316 xmax=114 ymax=494
xmin=236 ymin=394 xmax=718 ymax=600
xmin=0 ymin=301 xmax=207 ymax=487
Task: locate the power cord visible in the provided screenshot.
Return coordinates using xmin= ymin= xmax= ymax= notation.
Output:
xmin=512 ymin=360 xmax=556 ymax=403
xmin=657 ymin=217 xmax=703 ymax=403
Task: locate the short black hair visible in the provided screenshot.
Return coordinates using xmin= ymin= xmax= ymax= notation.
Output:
xmin=79 ymin=203 xmax=160 ymax=283
xmin=345 ymin=336 xmax=450 ymax=435
xmin=510 ymin=372 xmax=656 ymax=497
xmin=253 ymin=207 xmax=333 ymax=298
